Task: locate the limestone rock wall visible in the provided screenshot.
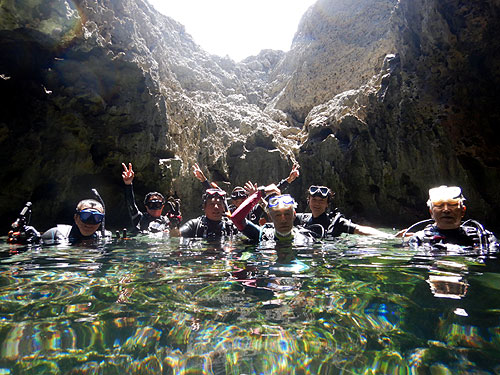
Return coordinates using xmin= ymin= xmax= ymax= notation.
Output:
xmin=0 ymin=0 xmax=297 ymax=227
xmin=296 ymin=0 xmax=500 ymax=227
xmin=1 ymin=0 xmax=170 ymax=227
xmin=393 ymin=0 xmax=500 ymax=225
xmin=267 ymin=0 xmax=397 ymax=124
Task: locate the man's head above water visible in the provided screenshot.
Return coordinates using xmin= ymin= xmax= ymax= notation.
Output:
xmin=267 ymin=194 xmax=297 ymax=237
xmin=427 ymin=185 xmax=466 ymax=230
xmin=144 ymin=191 xmax=165 ymax=218
xmin=74 ymin=199 xmax=104 ymax=237
xmin=202 ymin=188 xmax=227 ymax=221
xmin=230 ymin=186 xmax=248 ymax=208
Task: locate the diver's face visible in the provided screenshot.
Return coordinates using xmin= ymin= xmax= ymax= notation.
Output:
xmin=430 ymin=200 xmax=465 ymax=230
xmin=145 ymin=195 xmax=164 ymax=218
xmin=204 ymin=197 xmax=225 ymax=221
xmin=74 ymin=207 xmax=103 ymax=237
xmin=269 ymin=206 xmax=295 ymax=235
xmin=146 ymin=207 xmax=163 ymax=218
xmin=309 ymin=196 xmax=329 ymax=217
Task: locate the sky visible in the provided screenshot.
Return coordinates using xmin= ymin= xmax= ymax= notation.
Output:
xmin=147 ymin=0 xmax=317 ymax=62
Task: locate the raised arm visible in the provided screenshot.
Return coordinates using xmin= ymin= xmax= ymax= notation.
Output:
xmin=286 ymin=164 xmax=300 ymax=184
xmin=192 ymin=163 xmax=211 ymax=190
xmin=122 ymin=162 xmax=142 ymax=230
xmin=276 ymin=163 xmax=300 ymax=191
xmin=244 ymin=181 xmax=257 ymax=195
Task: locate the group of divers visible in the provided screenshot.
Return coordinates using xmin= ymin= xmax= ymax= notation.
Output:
xmin=6 ymin=162 xmax=499 ymax=253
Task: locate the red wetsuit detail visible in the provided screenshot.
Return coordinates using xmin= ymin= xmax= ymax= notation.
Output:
xmin=230 ymin=190 xmax=263 ymax=230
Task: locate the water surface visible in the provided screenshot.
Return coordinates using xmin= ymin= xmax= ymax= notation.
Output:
xmin=1 ymin=234 xmax=499 ymax=374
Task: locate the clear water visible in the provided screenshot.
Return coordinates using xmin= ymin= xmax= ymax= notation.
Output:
xmin=1 ymin=233 xmax=500 ymax=374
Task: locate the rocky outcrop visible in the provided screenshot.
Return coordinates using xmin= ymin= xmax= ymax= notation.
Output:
xmin=296 ymin=0 xmax=500 ymax=226
xmin=296 ymin=54 xmax=465 ymax=224
xmin=0 ymin=0 xmax=499 ymax=230
xmin=267 ymin=0 xmax=397 ymax=124
xmin=0 ymin=0 xmax=299 ymax=226
xmin=393 ymin=0 xmax=500 ymax=225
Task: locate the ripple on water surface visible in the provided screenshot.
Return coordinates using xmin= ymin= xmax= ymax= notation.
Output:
xmin=0 ymin=235 xmax=499 ymax=374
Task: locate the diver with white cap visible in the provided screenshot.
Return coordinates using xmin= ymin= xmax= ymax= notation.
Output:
xmin=407 ymin=185 xmax=497 ymax=251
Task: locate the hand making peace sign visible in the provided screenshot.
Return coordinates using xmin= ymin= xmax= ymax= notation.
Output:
xmin=122 ymin=162 xmax=135 ymax=185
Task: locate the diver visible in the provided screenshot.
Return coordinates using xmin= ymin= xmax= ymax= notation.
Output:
xmin=7 ymin=192 xmax=112 ymax=246
xmin=41 ymin=198 xmax=111 ymax=245
xmin=192 ymin=163 xmax=251 ymax=213
xmin=172 ymin=188 xmax=238 ymax=238
xmin=230 ymin=185 xmax=316 ymax=246
xmin=192 ymin=162 xmax=300 ymax=223
xmin=191 ymin=164 xmax=252 ymax=223
xmin=229 ymin=186 xmax=249 ymax=211
xmin=407 ymin=185 xmax=498 ymax=251
xmin=121 ymin=162 xmax=181 ymax=233
xmin=295 ymin=185 xmax=390 ymax=238
xmin=245 ymin=164 xmax=300 ymax=225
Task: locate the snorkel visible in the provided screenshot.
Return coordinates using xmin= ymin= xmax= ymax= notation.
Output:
xmin=92 ymin=188 xmax=106 ymax=238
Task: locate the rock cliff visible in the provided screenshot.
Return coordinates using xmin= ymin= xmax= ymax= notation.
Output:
xmin=0 ymin=0 xmax=498 ymax=230
xmin=295 ymin=0 xmax=500 ymax=226
xmin=268 ymin=0 xmax=397 ymax=124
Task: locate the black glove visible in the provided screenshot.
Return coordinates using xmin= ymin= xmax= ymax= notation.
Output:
xmin=165 ymin=197 xmax=182 ymax=229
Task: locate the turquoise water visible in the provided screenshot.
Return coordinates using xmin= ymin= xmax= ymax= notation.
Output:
xmin=1 ymin=234 xmax=500 ymax=374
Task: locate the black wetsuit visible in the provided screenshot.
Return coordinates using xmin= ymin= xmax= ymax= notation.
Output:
xmin=295 ymin=211 xmax=357 ymax=238
xmin=410 ymin=223 xmax=498 ymax=250
xmin=42 ymin=224 xmax=110 ymax=245
xmin=179 ymin=216 xmax=238 ymax=238
xmin=124 ymin=184 xmax=170 ymax=233
xmin=247 ymin=204 xmax=265 ymax=225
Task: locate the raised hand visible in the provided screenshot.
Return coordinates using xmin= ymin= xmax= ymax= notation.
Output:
xmin=264 ymin=183 xmax=281 ymax=197
xmin=192 ymin=163 xmax=207 ymax=182
xmin=122 ymin=162 xmax=135 ymax=185
xmin=244 ymin=181 xmax=257 ymax=195
xmin=286 ymin=164 xmax=300 ymax=183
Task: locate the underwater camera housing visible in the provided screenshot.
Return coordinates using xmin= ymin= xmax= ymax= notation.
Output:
xmin=7 ymin=202 xmax=40 ymax=245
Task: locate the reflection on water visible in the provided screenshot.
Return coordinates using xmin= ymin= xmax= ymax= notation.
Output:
xmin=0 ymin=234 xmax=499 ymax=374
